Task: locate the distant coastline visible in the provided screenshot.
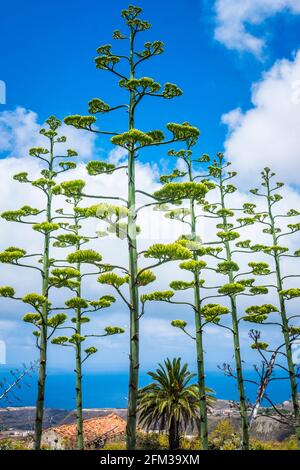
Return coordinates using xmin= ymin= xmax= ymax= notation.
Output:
xmin=0 ymin=368 xmax=292 ymax=410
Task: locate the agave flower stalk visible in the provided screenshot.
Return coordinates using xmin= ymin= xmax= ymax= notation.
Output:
xmin=143 ymin=146 xmax=215 ymax=449
xmin=201 ymin=153 xmax=258 ymax=450
xmin=50 ymin=180 xmax=125 ymax=449
xmin=245 ymin=167 xmax=300 ymax=447
xmin=64 ymin=4 xmax=206 ymax=449
xmin=0 ymin=116 xmax=78 ymax=449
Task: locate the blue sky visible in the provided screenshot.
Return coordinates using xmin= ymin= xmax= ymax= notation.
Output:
xmin=1 ymin=0 xmax=300 ymax=375
xmin=1 ymin=0 xmax=300 ymax=160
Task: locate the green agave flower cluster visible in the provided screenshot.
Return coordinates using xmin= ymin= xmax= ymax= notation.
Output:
xmin=144 ymin=243 xmax=192 ymax=261
xmin=88 ymin=98 xmax=111 ymax=114
xmin=0 ymin=246 xmax=26 ymax=263
xmin=251 ymin=342 xmax=269 ymax=351
xmin=1 ymin=205 xmax=40 ymax=222
xmin=154 ymin=182 xmax=213 ymax=203
xmin=169 ymin=280 xmax=194 ymax=291
xmin=111 ymin=129 xmax=155 ymax=148
xmin=179 ymin=259 xmax=207 ymax=273
xmin=64 ymin=115 xmax=97 ymax=130
xmin=98 ymin=272 xmax=127 ymax=288
xmin=280 ymin=288 xmax=300 ymax=300
xmin=141 ymin=290 xmax=174 ymax=303
xmin=136 ymin=40 xmax=164 ymax=58
xmin=86 ymin=160 xmax=116 ymax=175
xmin=67 ymin=249 xmax=103 ymax=264
xmin=217 ymin=261 xmax=239 ymax=274
xmin=171 ymin=319 xmax=187 ymax=329
xmin=244 ymin=304 xmax=279 ymax=323
xmin=200 ymin=304 xmax=230 ymax=323
xmin=248 ymin=262 xmax=270 ymax=276
xmin=0 ymin=286 xmax=16 ymax=298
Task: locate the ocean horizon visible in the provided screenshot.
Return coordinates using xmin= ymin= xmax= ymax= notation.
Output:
xmin=0 ymin=367 xmax=293 ymax=410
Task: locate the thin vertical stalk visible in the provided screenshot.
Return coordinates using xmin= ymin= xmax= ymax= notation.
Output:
xmin=74 ymin=202 xmax=84 ymax=450
xmin=34 ymin=138 xmax=54 ymax=450
xmin=187 ymin=159 xmax=208 ymax=449
xmin=126 ymin=27 xmax=140 ymax=451
xmin=219 ymin=170 xmax=250 ymax=450
xmin=265 ymin=174 xmax=300 ymax=448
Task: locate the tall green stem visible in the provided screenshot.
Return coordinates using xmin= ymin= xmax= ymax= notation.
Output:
xmin=34 ymin=138 xmax=54 ymax=450
xmin=187 ymin=160 xmax=208 ymax=449
xmin=265 ymin=175 xmax=300 ymax=448
xmin=74 ymin=203 xmax=84 ymax=450
xmin=219 ymin=172 xmax=249 ymax=450
xmin=126 ymin=27 xmax=140 ymax=450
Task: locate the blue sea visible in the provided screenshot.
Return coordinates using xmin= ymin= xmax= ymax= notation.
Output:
xmin=0 ymin=368 xmax=293 ymax=409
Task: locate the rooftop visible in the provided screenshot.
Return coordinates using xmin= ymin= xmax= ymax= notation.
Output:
xmin=48 ymin=412 xmax=126 ymax=445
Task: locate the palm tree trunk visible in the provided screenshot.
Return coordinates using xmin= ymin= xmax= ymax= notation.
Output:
xmin=168 ymin=417 xmax=180 ymax=450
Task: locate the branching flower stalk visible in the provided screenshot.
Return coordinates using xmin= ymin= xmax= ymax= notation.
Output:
xmin=0 ymin=116 xmax=78 ymax=449
xmin=247 ymin=167 xmax=300 ymax=447
xmin=144 ymin=147 xmax=215 ymax=449
xmin=202 ymin=153 xmax=255 ymax=449
xmin=50 ymin=180 xmax=125 ymax=449
xmin=63 ymin=4 xmax=207 ymax=449
xmin=0 ymin=361 xmax=38 ymax=404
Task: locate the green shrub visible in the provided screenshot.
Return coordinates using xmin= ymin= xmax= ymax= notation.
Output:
xmin=208 ymin=419 xmax=241 ymax=450
xmin=101 ymin=439 xmax=126 ymax=450
xmin=0 ymin=439 xmax=29 ymax=450
xmin=250 ymin=436 xmax=297 ymax=451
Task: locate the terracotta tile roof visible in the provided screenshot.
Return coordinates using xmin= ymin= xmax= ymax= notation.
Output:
xmin=50 ymin=413 xmax=126 ymax=445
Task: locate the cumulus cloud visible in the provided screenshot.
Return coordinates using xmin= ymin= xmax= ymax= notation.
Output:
xmin=214 ymin=0 xmax=300 ymax=56
xmin=0 ymin=106 xmax=299 ymax=374
xmin=222 ymin=51 xmax=300 ymax=186
xmin=0 ymin=107 xmax=97 ymax=159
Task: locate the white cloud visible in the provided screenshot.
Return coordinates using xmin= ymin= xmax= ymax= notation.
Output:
xmin=214 ymin=0 xmax=300 ymax=56
xmin=0 ymin=106 xmax=299 ymax=375
xmin=0 ymin=107 xmax=97 ymax=159
xmin=222 ymin=51 xmax=300 ymax=186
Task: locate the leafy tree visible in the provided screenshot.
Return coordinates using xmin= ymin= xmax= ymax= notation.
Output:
xmin=0 ymin=116 xmax=78 ymax=449
xmin=63 ymin=4 xmax=212 ymax=449
xmin=138 ymin=358 xmax=215 ymax=450
xmin=243 ymin=167 xmax=300 ymax=448
xmin=50 ymin=180 xmax=125 ymax=449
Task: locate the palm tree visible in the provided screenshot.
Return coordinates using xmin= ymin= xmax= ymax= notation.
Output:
xmin=138 ymin=358 xmax=215 ymax=450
